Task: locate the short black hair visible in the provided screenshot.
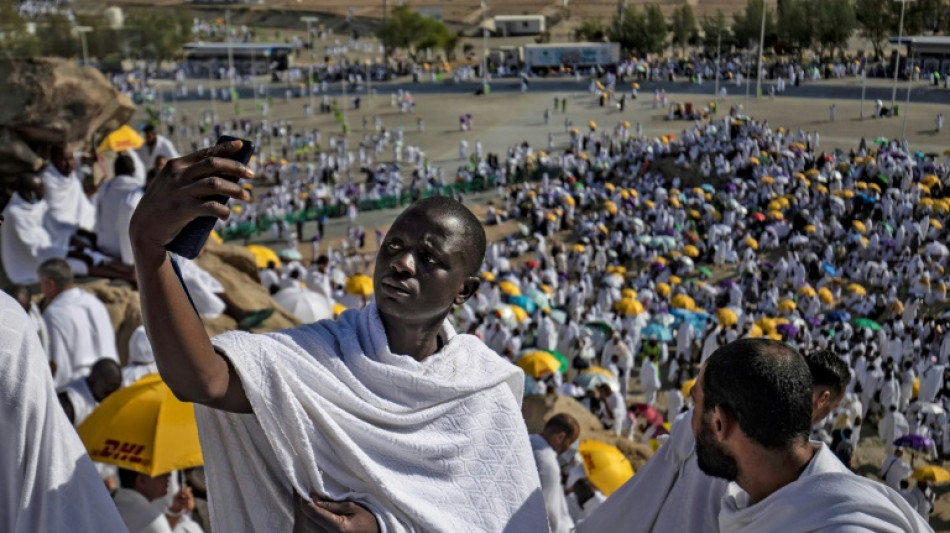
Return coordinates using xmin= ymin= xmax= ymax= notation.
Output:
xmin=804 ymin=349 xmax=850 ymax=397
xmin=404 ymin=196 xmax=486 ymax=277
xmin=3 ymin=284 xmax=29 ymax=302
xmin=143 ymin=123 xmax=156 ymax=133
xmin=542 ymin=413 xmax=580 ymax=441
xmin=703 ymin=338 xmax=812 ymax=450
xmin=37 ymin=258 xmax=74 ymax=286
xmin=114 ymin=153 xmax=136 ymax=177
xmin=118 ymin=467 xmax=140 ymax=489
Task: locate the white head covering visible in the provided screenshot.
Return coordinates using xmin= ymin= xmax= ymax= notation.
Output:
xmin=128 ymin=326 xmax=154 ymax=365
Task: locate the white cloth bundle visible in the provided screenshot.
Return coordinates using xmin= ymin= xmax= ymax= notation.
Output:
xmin=196 ymin=302 xmax=547 ymax=533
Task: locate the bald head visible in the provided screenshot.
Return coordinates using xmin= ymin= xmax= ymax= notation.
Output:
xmin=398 ymin=196 xmax=486 ymax=276
xmin=702 ymin=338 xmax=812 ymax=449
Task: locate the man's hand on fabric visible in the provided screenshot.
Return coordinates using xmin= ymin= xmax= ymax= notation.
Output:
xmin=293 ymin=493 xmax=380 ymax=533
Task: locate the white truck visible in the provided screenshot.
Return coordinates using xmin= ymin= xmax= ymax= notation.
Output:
xmin=521 ymin=42 xmax=621 ymax=72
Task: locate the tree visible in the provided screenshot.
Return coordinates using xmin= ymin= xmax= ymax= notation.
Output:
xmin=573 ymin=19 xmax=608 ymax=42
xmin=814 ymin=0 xmax=856 ymax=58
xmin=121 ymin=11 xmax=191 ymax=62
xmin=643 ymin=4 xmax=669 ymax=54
xmin=377 ymin=5 xmax=456 ymax=59
xmin=700 ymin=10 xmax=733 ymax=54
xmin=670 ymin=5 xmax=698 ymax=50
xmin=855 ymin=0 xmax=897 ymax=59
xmin=609 ymin=4 xmax=667 ymax=55
xmin=777 ymin=0 xmax=812 ymax=54
xmin=732 ymin=0 xmax=777 ymax=49
xmin=39 ymin=15 xmax=79 ymax=59
xmin=0 ymin=0 xmax=40 ymax=57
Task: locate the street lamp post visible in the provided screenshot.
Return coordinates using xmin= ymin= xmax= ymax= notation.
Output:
xmin=75 ymin=26 xmax=92 ymax=65
xmin=754 ymin=0 xmax=767 ymax=98
xmin=301 ymin=16 xmax=320 ymax=116
xmin=891 ymin=0 xmax=914 ymax=107
xmin=714 ymin=31 xmax=721 ymax=101
xmin=481 ymin=0 xmax=490 ymax=94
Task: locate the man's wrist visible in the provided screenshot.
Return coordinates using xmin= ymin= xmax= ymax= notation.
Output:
xmin=132 ymin=237 xmax=168 ymax=270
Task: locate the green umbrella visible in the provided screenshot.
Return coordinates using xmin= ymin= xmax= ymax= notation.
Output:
xmin=876 ymin=173 xmax=891 ymax=185
xmin=882 ymin=222 xmax=894 ymax=234
xmin=585 ymin=321 xmax=614 ymax=335
xmin=698 ymin=266 xmax=713 ymax=278
xmin=875 ymin=137 xmax=889 ymax=146
xmin=545 ymin=350 xmax=569 ymax=374
xmin=852 ymin=317 xmax=882 ymax=331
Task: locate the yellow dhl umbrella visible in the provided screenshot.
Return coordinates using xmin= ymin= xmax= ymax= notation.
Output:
xmin=912 ymin=466 xmax=950 ymax=484
xmin=717 ymin=308 xmax=738 ymax=326
xmin=749 ymin=324 xmax=764 ymax=337
xmin=932 ymin=219 xmax=944 ymax=230
xmin=79 ymin=374 xmax=202 ymax=476
xmin=583 ymin=366 xmax=616 ymax=379
xmin=572 ymin=244 xmax=587 ymax=253
xmin=245 ymin=244 xmax=281 ymax=269
xmin=615 ymin=298 xmax=645 ymax=316
xmin=671 ymin=294 xmax=695 ymax=310
xmin=670 ymin=197 xmax=681 ymax=208
xmin=768 ymin=210 xmax=784 ymax=220
xmin=668 ymin=250 xmax=682 ymax=259
xmin=209 ymin=229 xmax=223 ymax=244
xmin=563 ymin=195 xmax=576 ymax=207
xmin=621 ymin=288 xmax=638 ymax=299
xmin=804 ymin=224 xmax=817 ymax=233
xmin=98 ymin=124 xmax=144 ymax=152
xmin=545 ymin=212 xmax=558 ymax=222
xmin=793 ymin=172 xmax=807 ymax=181
xmin=805 ymin=168 xmax=820 ymax=177
xmin=767 ymin=200 xmax=783 ymax=211
xmin=778 ymin=299 xmax=797 ymax=313
xmin=744 ymin=237 xmax=759 ymax=250
xmin=516 ymin=351 xmax=561 ymax=378
xmin=333 ymin=302 xmax=347 ymax=317
xmin=628 ymin=188 xmax=639 ymax=198
xmin=589 ymin=120 xmax=598 ymax=130
xmin=656 ymin=282 xmax=672 ymax=298
xmin=498 ymin=280 xmax=521 ymax=296
xmin=748 ymin=156 xmax=760 ymax=165
xmin=867 ymin=183 xmax=882 ymax=193
xmin=683 ymin=245 xmax=700 ymax=258
xmin=920 ymin=197 xmax=935 ymax=207
xmin=756 ymin=317 xmax=777 ymax=333
xmin=913 ymin=377 xmax=920 ymax=399
xmin=644 ymin=200 xmax=656 ymax=209
xmin=540 ymin=284 xmax=554 ymax=295
xmin=846 ymin=283 xmax=867 ymax=296
xmin=692 ymin=187 xmax=705 ymax=195
xmin=579 ymin=440 xmax=634 ymax=497
xmin=923 ymin=174 xmax=941 ymax=187
xmin=855 ymin=181 xmax=868 ymax=190
xmin=510 ymin=304 xmax=529 ymax=323
xmin=605 ymin=183 xmax=616 ymax=192
xmin=620 ymin=189 xmax=630 ymax=200
xmin=761 ymin=176 xmax=775 ymax=185
xmin=768 ymin=332 xmax=784 ymax=341
xmin=817 ymin=287 xmax=834 ymax=305
xmin=481 ymin=271 xmax=496 ymax=282
xmin=688 ymin=209 xmax=702 ymax=220
xmin=798 ymin=286 xmax=817 ymax=298
xmin=669 ymin=275 xmax=682 ymax=285
xmin=852 ymin=220 xmax=867 ymax=234
xmin=815 ymin=185 xmax=829 ymax=194
xmin=605 ymin=201 xmax=619 ymax=215
xmin=681 ymin=378 xmax=696 ymax=399
xmin=345 ymin=274 xmax=374 ymax=296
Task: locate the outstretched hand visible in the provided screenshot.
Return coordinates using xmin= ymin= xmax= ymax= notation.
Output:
xmin=130 ymin=140 xmax=253 ymax=263
xmin=293 ymin=493 xmax=380 ymax=533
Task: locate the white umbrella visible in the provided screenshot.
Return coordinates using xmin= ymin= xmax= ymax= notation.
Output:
xmin=926 ymin=242 xmax=949 ymax=257
xmin=603 ymin=273 xmax=625 ymax=288
xmin=918 ymin=402 xmax=946 ymax=416
xmin=273 ymin=286 xmax=333 ymax=323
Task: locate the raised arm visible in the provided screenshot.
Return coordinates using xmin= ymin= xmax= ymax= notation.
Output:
xmin=130 ymin=142 xmax=253 ymax=413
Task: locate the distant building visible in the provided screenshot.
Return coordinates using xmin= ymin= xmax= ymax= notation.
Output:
xmin=492 ymin=15 xmax=545 ymax=37
xmin=182 ymin=42 xmax=294 ymax=77
xmin=889 ymin=36 xmax=950 ymax=74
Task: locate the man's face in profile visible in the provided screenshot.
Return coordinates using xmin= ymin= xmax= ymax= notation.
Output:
xmin=692 ymin=366 xmax=740 ymax=481
xmin=374 ymin=207 xmax=475 ymax=323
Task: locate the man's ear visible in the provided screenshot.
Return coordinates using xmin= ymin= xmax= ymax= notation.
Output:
xmin=712 ymin=405 xmax=737 ymax=441
xmin=454 ymin=276 xmax=481 ymax=305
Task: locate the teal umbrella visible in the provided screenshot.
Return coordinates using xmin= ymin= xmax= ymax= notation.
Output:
xmin=852 ymin=317 xmax=882 ymax=331
xmin=698 ymin=266 xmax=713 ymax=278
xmin=882 ymin=222 xmax=894 ymax=234
xmin=545 ymin=350 xmax=569 ymax=374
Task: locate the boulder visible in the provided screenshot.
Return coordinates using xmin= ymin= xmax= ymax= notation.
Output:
xmin=522 ymin=394 xmax=654 ymax=471
xmin=0 ymin=57 xmax=135 ymax=181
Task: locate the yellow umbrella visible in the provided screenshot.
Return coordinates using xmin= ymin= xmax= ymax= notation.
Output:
xmin=481 ymin=271 xmax=496 ymax=282
xmin=333 ymin=302 xmax=347 ymax=317
xmin=670 ymin=197 xmax=681 ymax=208
xmin=615 ymin=298 xmax=645 ymax=316
xmin=79 ymin=374 xmax=202 ymax=476
xmin=516 ymin=351 xmax=561 ymax=378
xmin=605 ymin=201 xmax=619 ymax=215
xmin=245 ymin=244 xmax=281 ymax=269
xmin=749 ymin=324 xmax=764 ymax=337
xmin=768 ymin=210 xmax=784 ymax=220
xmin=620 ymin=190 xmax=630 ymax=200
xmin=798 ymin=286 xmax=817 ymax=298
xmin=669 ymin=275 xmax=682 ymax=285
xmin=583 ymin=366 xmax=616 ymax=379
xmin=578 ymin=440 xmax=634 ymax=497
xmin=815 ymin=185 xmax=829 ymax=194
xmin=510 ymin=304 xmax=529 ymax=323
xmin=345 ymin=274 xmax=374 ymax=296
xmin=818 ymin=287 xmax=834 ymax=304
xmin=644 ymin=200 xmax=656 ymax=209
xmin=621 ymin=288 xmax=638 ymax=299
xmin=855 ymin=181 xmax=868 ymax=190
xmin=744 ymin=237 xmax=758 ymax=250
xmin=867 ymin=183 xmax=882 ymax=193
xmin=656 ymin=282 xmax=672 ymax=298
xmin=846 ymin=283 xmax=867 ymax=296
xmin=923 ymin=174 xmax=941 ymax=187
xmin=932 ymin=219 xmax=943 ymax=230
xmin=563 ymin=195 xmax=576 ymax=207
xmin=683 ymin=245 xmax=700 ymax=258
xmin=761 ymin=176 xmax=775 ymax=185
xmin=717 ymin=308 xmax=738 ymax=326
xmin=912 ymin=466 xmax=950 ymax=484
xmin=540 ymin=284 xmax=554 ymax=295
xmin=498 ymin=281 xmax=521 ymax=296
xmin=605 ymin=183 xmax=616 ymax=192
xmin=852 ymin=220 xmax=867 ymax=234
xmin=671 ymin=294 xmax=695 ymax=310
xmin=778 ymin=299 xmax=797 ymax=313
xmin=748 ymin=156 xmax=760 ymax=165
xmin=97 ymin=124 xmax=145 ymax=152
xmin=572 ymin=244 xmax=586 ymax=253
xmin=681 ymin=378 xmax=696 ymax=398
xmin=209 ymin=229 xmax=223 ymax=244
xmin=804 ymin=224 xmax=817 ymax=233
xmin=545 ymin=212 xmax=558 ymax=222
xmin=688 ymin=209 xmax=702 ymax=220
xmin=805 ymin=168 xmax=820 ymax=177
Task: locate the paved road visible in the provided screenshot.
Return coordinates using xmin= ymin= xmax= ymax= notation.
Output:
xmin=157 ymin=78 xmax=950 ymax=105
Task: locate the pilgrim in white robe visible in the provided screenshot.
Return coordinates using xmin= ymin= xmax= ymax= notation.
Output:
xmin=0 ymin=292 xmax=125 ymax=533
xmin=113 ymin=487 xmax=173 ymax=533
xmin=58 ymin=376 xmax=98 ymax=426
xmin=531 ymin=434 xmax=574 ymax=533
xmin=41 ymin=163 xmax=96 ymax=233
xmin=718 ymin=444 xmax=931 ymax=532
xmin=136 ymin=134 xmax=180 ymax=170
xmin=173 ymin=256 xmax=227 ymax=319
xmin=123 ymin=325 xmax=159 ymax=386
xmin=43 ymin=286 xmax=119 ymax=388
xmin=195 ymin=302 xmax=547 ymax=532
xmin=0 ymin=193 xmax=83 ymax=285
xmin=880 ymin=452 xmax=913 ymax=490
xmin=640 ymin=358 xmax=661 ymax=406
xmin=96 ymin=169 xmax=144 ymax=265
xmin=575 ymin=409 xmax=724 ymax=533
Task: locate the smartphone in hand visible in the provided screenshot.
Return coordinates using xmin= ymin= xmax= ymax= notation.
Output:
xmin=165 ymin=135 xmax=255 ymax=259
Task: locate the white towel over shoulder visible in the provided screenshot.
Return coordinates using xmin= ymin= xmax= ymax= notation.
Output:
xmin=195 ymin=302 xmax=547 ymax=533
